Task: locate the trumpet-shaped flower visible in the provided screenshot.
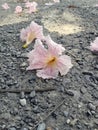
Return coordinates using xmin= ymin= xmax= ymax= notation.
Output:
xmin=90 ymin=37 xmax=98 ymax=52
xmin=20 ymin=21 xmax=45 ymax=48
xmin=15 ymin=6 xmax=22 ymax=14
xmin=2 ymin=3 xmax=10 ymax=10
xmin=27 ymin=37 xmax=73 ymax=79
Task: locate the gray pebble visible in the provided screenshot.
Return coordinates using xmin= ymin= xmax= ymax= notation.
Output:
xmin=30 ymin=91 xmax=36 ymax=98
xmin=37 ymin=123 xmax=46 ymax=130
xmin=21 ymin=128 xmax=28 ymax=130
xmin=8 ymin=127 xmax=16 ymax=130
xmin=20 ymin=98 xmax=26 ymax=106
xmin=80 ymin=87 xmax=87 ymax=94
xmin=63 ymin=111 xmax=69 ymax=117
xmin=88 ymin=103 xmax=96 ymax=111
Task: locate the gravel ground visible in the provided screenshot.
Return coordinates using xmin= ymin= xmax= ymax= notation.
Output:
xmin=0 ymin=0 xmax=98 ymax=130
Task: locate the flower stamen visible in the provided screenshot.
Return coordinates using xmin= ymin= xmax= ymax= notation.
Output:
xmin=47 ymin=57 xmax=57 ymax=66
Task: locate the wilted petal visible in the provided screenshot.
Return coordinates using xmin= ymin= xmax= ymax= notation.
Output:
xmin=45 ymin=35 xmax=65 ymax=55
xmin=90 ymin=37 xmax=98 ymax=52
xmin=56 ymin=55 xmax=73 ymax=75
xmin=37 ymin=66 xmax=58 ymax=79
xmin=2 ymin=3 xmax=10 ymax=10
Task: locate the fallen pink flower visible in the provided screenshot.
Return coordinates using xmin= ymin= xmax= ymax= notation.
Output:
xmin=27 ymin=36 xmax=73 ymax=79
xmin=2 ymin=3 xmax=10 ymax=10
xmin=15 ymin=6 xmax=22 ymax=14
xmin=25 ymin=1 xmax=37 ymax=8
xmin=20 ymin=21 xmax=45 ymax=48
xmin=27 ymin=2 xmax=38 ymax=14
xmin=90 ymin=37 xmax=98 ymax=52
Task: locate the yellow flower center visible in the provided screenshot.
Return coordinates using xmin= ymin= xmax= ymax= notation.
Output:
xmin=46 ymin=56 xmax=57 ymax=66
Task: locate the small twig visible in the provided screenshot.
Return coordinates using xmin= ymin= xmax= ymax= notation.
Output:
xmin=32 ymin=99 xmax=65 ymax=130
xmin=0 ymin=87 xmax=56 ymax=93
xmin=65 ymin=50 xmax=76 ymax=58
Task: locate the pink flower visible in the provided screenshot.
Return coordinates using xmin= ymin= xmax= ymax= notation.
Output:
xmin=2 ymin=3 xmax=10 ymax=10
xmin=25 ymin=1 xmax=37 ymax=13
xmin=53 ymin=0 xmax=60 ymax=3
xmin=20 ymin=21 xmax=45 ymax=48
xmin=15 ymin=6 xmax=22 ymax=14
xmin=90 ymin=37 xmax=98 ymax=52
xmin=27 ymin=36 xmax=73 ymax=79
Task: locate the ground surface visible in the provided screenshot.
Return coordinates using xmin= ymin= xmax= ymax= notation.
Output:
xmin=0 ymin=0 xmax=98 ymax=130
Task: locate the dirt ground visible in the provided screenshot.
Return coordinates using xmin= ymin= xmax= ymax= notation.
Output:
xmin=0 ymin=0 xmax=98 ymax=130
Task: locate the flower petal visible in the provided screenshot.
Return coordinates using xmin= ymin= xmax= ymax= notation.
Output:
xmin=45 ymin=35 xmax=65 ymax=55
xmin=90 ymin=37 xmax=98 ymax=52
xmin=37 ymin=66 xmax=58 ymax=79
xmin=15 ymin=6 xmax=22 ymax=14
xmin=30 ymin=21 xmax=45 ymax=40
xmin=56 ymin=55 xmax=73 ymax=75
xmin=2 ymin=3 xmax=10 ymax=10
xmin=27 ymin=39 xmax=48 ymax=70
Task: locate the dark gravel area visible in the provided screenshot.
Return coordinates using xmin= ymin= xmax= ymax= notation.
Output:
xmin=0 ymin=0 xmax=98 ymax=130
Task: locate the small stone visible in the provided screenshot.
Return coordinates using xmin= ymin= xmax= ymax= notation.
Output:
xmin=37 ymin=123 xmax=46 ymax=130
xmin=65 ymin=90 xmax=74 ymax=96
xmin=21 ymin=128 xmax=28 ymax=130
xmin=20 ymin=91 xmax=25 ymax=98
xmin=20 ymin=98 xmax=26 ymax=106
xmin=88 ymin=103 xmax=96 ymax=111
xmin=66 ymin=119 xmax=71 ymax=124
xmin=86 ymin=110 xmax=92 ymax=117
xmin=30 ymin=91 xmax=36 ymax=98
xmin=20 ymin=62 xmax=27 ymax=67
xmin=8 ymin=127 xmax=16 ymax=130
xmin=63 ymin=111 xmax=69 ymax=117
xmin=46 ymin=127 xmax=52 ymax=130
xmin=55 ymin=128 xmax=59 ymax=130
xmin=80 ymin=87 xmax=87 ymax=94
xmin=70 ymin=119 xmax=78 ymax=126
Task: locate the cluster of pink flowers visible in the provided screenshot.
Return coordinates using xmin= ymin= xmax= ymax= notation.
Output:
xmin=2 ymin=0 xmax=60 ymax=14
xmin=20 ymin=21 xmax=73 ymax=79
xmin=2 ymin=1 xmax=38 ymax=14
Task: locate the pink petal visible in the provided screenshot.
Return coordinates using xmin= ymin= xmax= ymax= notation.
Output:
xmin=20 ymin=28 xmax=28 ymax=42
xmin=15 ymin=6 xmax=22 ymax=14
xmin=56 ymin=55 xmax=73 ymax=75
xmin=27 ymin=39 xmax=48 ymax=70
xmin=37 ymin=66 xmax=58 ymax=79
xmin=90 ymin=37 xmax=98 ymax=52
xmin=45 ymin=35 xmax=65 ymax=55
xmin=20 ymin=21 xmax=45 ymax=45
xmin=2 ymin=3 xmax=10 ymax=10
xmin=30 ymin=21 xmax=45 ymax=40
